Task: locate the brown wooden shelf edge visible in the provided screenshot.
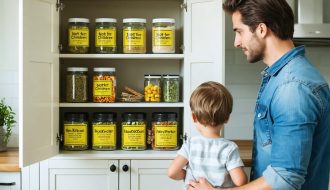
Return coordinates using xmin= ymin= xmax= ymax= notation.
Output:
xmin=0 ymin=148 xmax=20 ymax=172
xmin=233 ymin=140 xmax=253 ymax=167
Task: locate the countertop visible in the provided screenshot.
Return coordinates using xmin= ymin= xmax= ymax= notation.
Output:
xmin=0 ymin=141 xmax=252 ymax=172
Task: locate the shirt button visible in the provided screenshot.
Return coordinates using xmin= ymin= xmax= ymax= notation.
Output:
xmin=258 ymin=113 xmax=261 ymax=118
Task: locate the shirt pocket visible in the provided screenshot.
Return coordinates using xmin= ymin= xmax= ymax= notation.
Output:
xmin=255 ymin=104 xmax=272 ymax=147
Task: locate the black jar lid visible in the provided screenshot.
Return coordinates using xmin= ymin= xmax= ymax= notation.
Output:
xmin=122 ymin=112 xmax=146 ymax=122
xmin=93 ymin=112 xmax=116 ymax=122
xmin=65 ymin=112 xmax=88 ymax=122
xmin=152 ymin=112 xmax=167 ymax=122
xmin=167 ymin=112 xmax=177 ymax=121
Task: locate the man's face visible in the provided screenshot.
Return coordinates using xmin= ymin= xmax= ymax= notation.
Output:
xmin=232 ymin=11 xmax=265 ymax=63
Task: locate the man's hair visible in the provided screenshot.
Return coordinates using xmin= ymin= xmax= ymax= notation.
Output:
xmin=223 ymin=0 xmax=294 ymax=40
xmin=190 ymin=81 xmax=233 ymax=127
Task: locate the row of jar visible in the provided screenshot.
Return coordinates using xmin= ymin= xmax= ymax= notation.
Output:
xmin=66 ymin=67 xmax=181 ymax=103
xmin=62 ymin=112 xmax=180 ymax=151
xmin=68 ymin=17 xmax=176 ymax=54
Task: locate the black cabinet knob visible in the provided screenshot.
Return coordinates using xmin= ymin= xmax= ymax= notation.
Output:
xmin=110 ymin=164 xmax=116 ymax=172
xmin=122 ymin=164 xmax=129 ymax=172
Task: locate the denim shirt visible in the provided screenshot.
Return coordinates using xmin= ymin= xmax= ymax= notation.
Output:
xmin=250 ymin=46 xmax=330 ymax=190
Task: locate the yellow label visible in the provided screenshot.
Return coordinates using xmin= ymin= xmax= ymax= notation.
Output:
xmin=155 ymin=125 xmax=177 ymax=147
xmin=95 ymin=29 xmax=116 ymax=47
xmin=93 ymin=124 xmax=116 ymax=146
xmin=93 ymin=80 xmax=113 ymax=96
xmin=64 ymin=124 xmax=87 ymax=146
xmin=69 ymin=28 xmax=89 ymax=46
xmin=122 ymin=125 xmax=146 ymax=147
xmin=123 ymin=29 xmax=146 ymax=46
xmin=153 ymin=29 xmax=173 ymax=46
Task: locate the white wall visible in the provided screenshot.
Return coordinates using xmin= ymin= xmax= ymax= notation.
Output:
xmin=0 ymin=0 xmax=19 ymax=147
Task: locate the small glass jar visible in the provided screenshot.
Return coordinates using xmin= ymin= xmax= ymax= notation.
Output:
xmin=66 ymin=67 xmax=88 ymax=103
xmin=144 ymin=75 xmax=162 ymax=102
xmin=151 ymin=112 xmax=178 ymax=150
xmin=123 ymin=18 xmax=146 ymax=54
xmin=95 ymin=18 xmax=117 ymax=54
xmin=93 ymin=68 xmax=116 ymax=103
xmin=63 ymin=112 xmax=88 ymax=151
xmin=121 ymin=112 xmax=147 ymax=150
xmin=68 ymin=18 xmax=90 ymax=53
xmin=163 ymin=75 xmax=180 ymax=102
xmin=92 ymin=112 xmax=117 ymax=150
xmin=152 ymin=18 xmax=175 ymax=53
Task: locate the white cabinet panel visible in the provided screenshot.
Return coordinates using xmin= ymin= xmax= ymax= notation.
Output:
xmin=0 ymin=172 xmax=20 ymax=190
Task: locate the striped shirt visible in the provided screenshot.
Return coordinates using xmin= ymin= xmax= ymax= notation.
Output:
xmin=178 ymin=135 xmax=244 ymax=188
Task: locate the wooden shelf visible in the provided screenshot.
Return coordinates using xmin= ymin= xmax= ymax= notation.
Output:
xmin=60 ymin=102 xmax=185 ymax=108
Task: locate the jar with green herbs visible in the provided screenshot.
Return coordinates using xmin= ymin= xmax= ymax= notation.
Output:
xmin=123 ymin=18 xmax=146 ymax=53
xmin=63 ymin=112 xmax=88 ymax=151
xmin=92 ymin=112 xmax=117 ymax=150
xmin=152 ymin=18 xmax=175 ymax=53
xmin=95 ymin=18 xmax=117 ymax=54
xmin=121 ymin=112 xmax=146 ymax=150
xmin=68 ymin=18 xmax=90 ymax=53
xmin=163 ymin=75 xmax=180 ymax=102
xmin=66 ymin=67 xmax=88 ymax=103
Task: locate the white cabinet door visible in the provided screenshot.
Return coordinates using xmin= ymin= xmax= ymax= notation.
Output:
xmin=20 ymin=0 xmax=59 ymax=167
xmin=184 ymin=0 xmax=225 ymax=137
xmin=131 ymin=160 xmax=184 ymax=190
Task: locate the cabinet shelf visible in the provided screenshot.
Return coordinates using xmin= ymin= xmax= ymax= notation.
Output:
xmin=59 ymin=54 xmax=184 ymax=60
xmin=59 ymin=102 xmax=185 ymax=108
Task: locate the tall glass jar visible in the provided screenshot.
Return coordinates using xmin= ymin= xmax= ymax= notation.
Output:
xmin=121 ymin=112 xmax=147 ymax=150
xmin=163 ymin=75 xmax=180 ymax=102
xmin=68 ymin=18 xmax=90 ymax=53
xmin=66 ymin=67 xmax=88 ymax=103
xmin=63 ymin=112 xmax=88 ymax=151
xmin=123 ymin=18 xmax=146 ymax=53
xmin=95 ymin=18 xmax=117 ymax=54
xmin=144 ymin=75 xmax=161 ymax=102
xmin=92 ymin=112 xmax=117 ymax=150
xmin=152 ymin=18 xmax=175 ymax=53
xmin=93 ymin=68 xmax=116 ymax=103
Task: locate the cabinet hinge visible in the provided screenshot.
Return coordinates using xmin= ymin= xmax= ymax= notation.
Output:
xmin=181 ymin=133 xmax=188 ymax=143
xmin=56 ymin=133 xmax=63 ymax=144
xmin=56 ymin=1 xmax=65 ymax=12
xmin=180 ymin=3 xmax=187 ymax=12
xmin=58 ymin=44 xmax=63 ymax=52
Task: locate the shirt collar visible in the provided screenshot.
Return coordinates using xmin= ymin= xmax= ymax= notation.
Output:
xmin=262 ymin=45 xmax=305 ymax=77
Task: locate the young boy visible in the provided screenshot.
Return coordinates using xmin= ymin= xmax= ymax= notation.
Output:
xmin=168 ymin=81 xmax=247 ymax=188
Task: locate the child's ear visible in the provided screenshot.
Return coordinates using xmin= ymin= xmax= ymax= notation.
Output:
xmin=192 ymin=112 xmax=197 ymax=122
xmin=224 ymin=115 xmax=230 ymax=124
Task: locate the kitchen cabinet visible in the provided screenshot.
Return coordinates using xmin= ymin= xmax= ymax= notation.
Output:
xmin=0 ymin=172 xmax=20 ymax=190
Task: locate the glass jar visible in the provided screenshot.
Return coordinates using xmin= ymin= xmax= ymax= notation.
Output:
xmin=92 ymin=112 xmax=117 ymax=150
xmin=152 ymin=18 xmax=175 ymax=53
xmin=163 ymin=75 xmax=180 ymax=102
xmin=66 ymin=67 xmax=88 ymax=103
xmin=95 ymin=18 xmax=117 ymax=54
xmin=63 ymin=112 xmax=88 ymax=151
xmin=93 ymin=68 xmax=116 ymax=103
xmin=121 ymin=112 xmax=147 ymax=150
xmin=68 ymin=18 xmax=90 ymax=53
xmin=123 ymin=18 xmax=146 ymax=53
xmin=144 ymin=75 xmax=161 ymax=102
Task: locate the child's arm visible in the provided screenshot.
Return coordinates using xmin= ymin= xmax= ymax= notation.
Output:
xmin=228 ymin=166 xmax=248 ymax=186
xmin=167 ymin=155 xmax=189 ymax=180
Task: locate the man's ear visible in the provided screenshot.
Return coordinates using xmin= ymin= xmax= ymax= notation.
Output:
xmin=257 ymin=23 xmax=268 ymax=38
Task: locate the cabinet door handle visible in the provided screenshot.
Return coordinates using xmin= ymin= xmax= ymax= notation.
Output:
xmin=122 ymin=164 xmax=129 ymax=172
xmin=110 ymin=164 xmax=117 ymax=172
xmin=0 ymin=182 xmax=16 ymax=186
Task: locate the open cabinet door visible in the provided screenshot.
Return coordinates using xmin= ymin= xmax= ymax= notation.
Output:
xmin=19 ymin=0 xmax=59 ymax=167
xmin=184 ymin=0 xmax=225 ymax=138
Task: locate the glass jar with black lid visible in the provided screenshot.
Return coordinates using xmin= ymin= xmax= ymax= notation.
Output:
xmin=63 ymin=112 xmax=88 ymax=151
xmin=121 ymin=112 xmax=146 ymax=150
xmin=92 ymin=112 xmax=117 ymax=150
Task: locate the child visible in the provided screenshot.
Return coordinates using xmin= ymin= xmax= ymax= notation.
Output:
xmin=168 ymin=81 xmax=247 ymax=188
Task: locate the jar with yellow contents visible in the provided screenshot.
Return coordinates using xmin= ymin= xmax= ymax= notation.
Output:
xmin=63 ymin=112 xmax=88 ymax=151
xmin=122 ymin=18 xmax=146 ymax=53
xmin=92 ymin=112 xmax=117 ymax=150
xmin=93 ymin=68 xmax=116 ymax=103
xmin=144 ymin=75 xmax=161 ymax=102
xmin=121 ymin=112 xmax=147 ymax=150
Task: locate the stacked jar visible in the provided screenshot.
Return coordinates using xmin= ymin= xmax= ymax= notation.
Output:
xmin=66 ymin=67 xmax=88 ymax=103
xmin=95 ymin=18 xmax=117 ymax=53
xmin=63 ymin=112 xmax=89 ymax=150
xmin=92 ymin=112 xmax=117 ymax=150
xmin=144 ymin=75 xmax=161 ymax=102
xmin=121 ymin=112 xmax=147 ymax=150
xmin=68 ymin=18 xmax=90 ymax=53
xmin=93 ymin=68 xmax=116 ymax=103
xmin=152 ymin=18 xmax=175 ymax=53
xmin=122 ymin=18 xmax=147 ymax=53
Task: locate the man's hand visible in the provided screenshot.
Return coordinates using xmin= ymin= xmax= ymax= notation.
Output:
xmin=187 ymin=177 xmax=217 ymax=190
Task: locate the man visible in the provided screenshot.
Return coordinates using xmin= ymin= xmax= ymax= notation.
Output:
xmin=188 ymin=0 xmax=330 ymax=190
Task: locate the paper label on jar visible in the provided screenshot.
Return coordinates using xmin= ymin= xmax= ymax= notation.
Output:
xmin=93 ymin=124 xmax=116 ymax=146
xmin=69 ymin=28 xmax=89 ymax=46
xmin=64 ymin=124 xmax=87 ymax=146
xmin=95 ymin=29 xmax=116 ymax=47
xmin=153 ymin=29 xmax=173 ymax=46
xmin=122 ymin=125 xmax=146 ymax=147
xmin=123 ymin=29 xmax=146 ymax=46
xmin=93 ymin=80 xmax=113 ymax=96
xmin=155 ymin=125 xmax=177 ymax=147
